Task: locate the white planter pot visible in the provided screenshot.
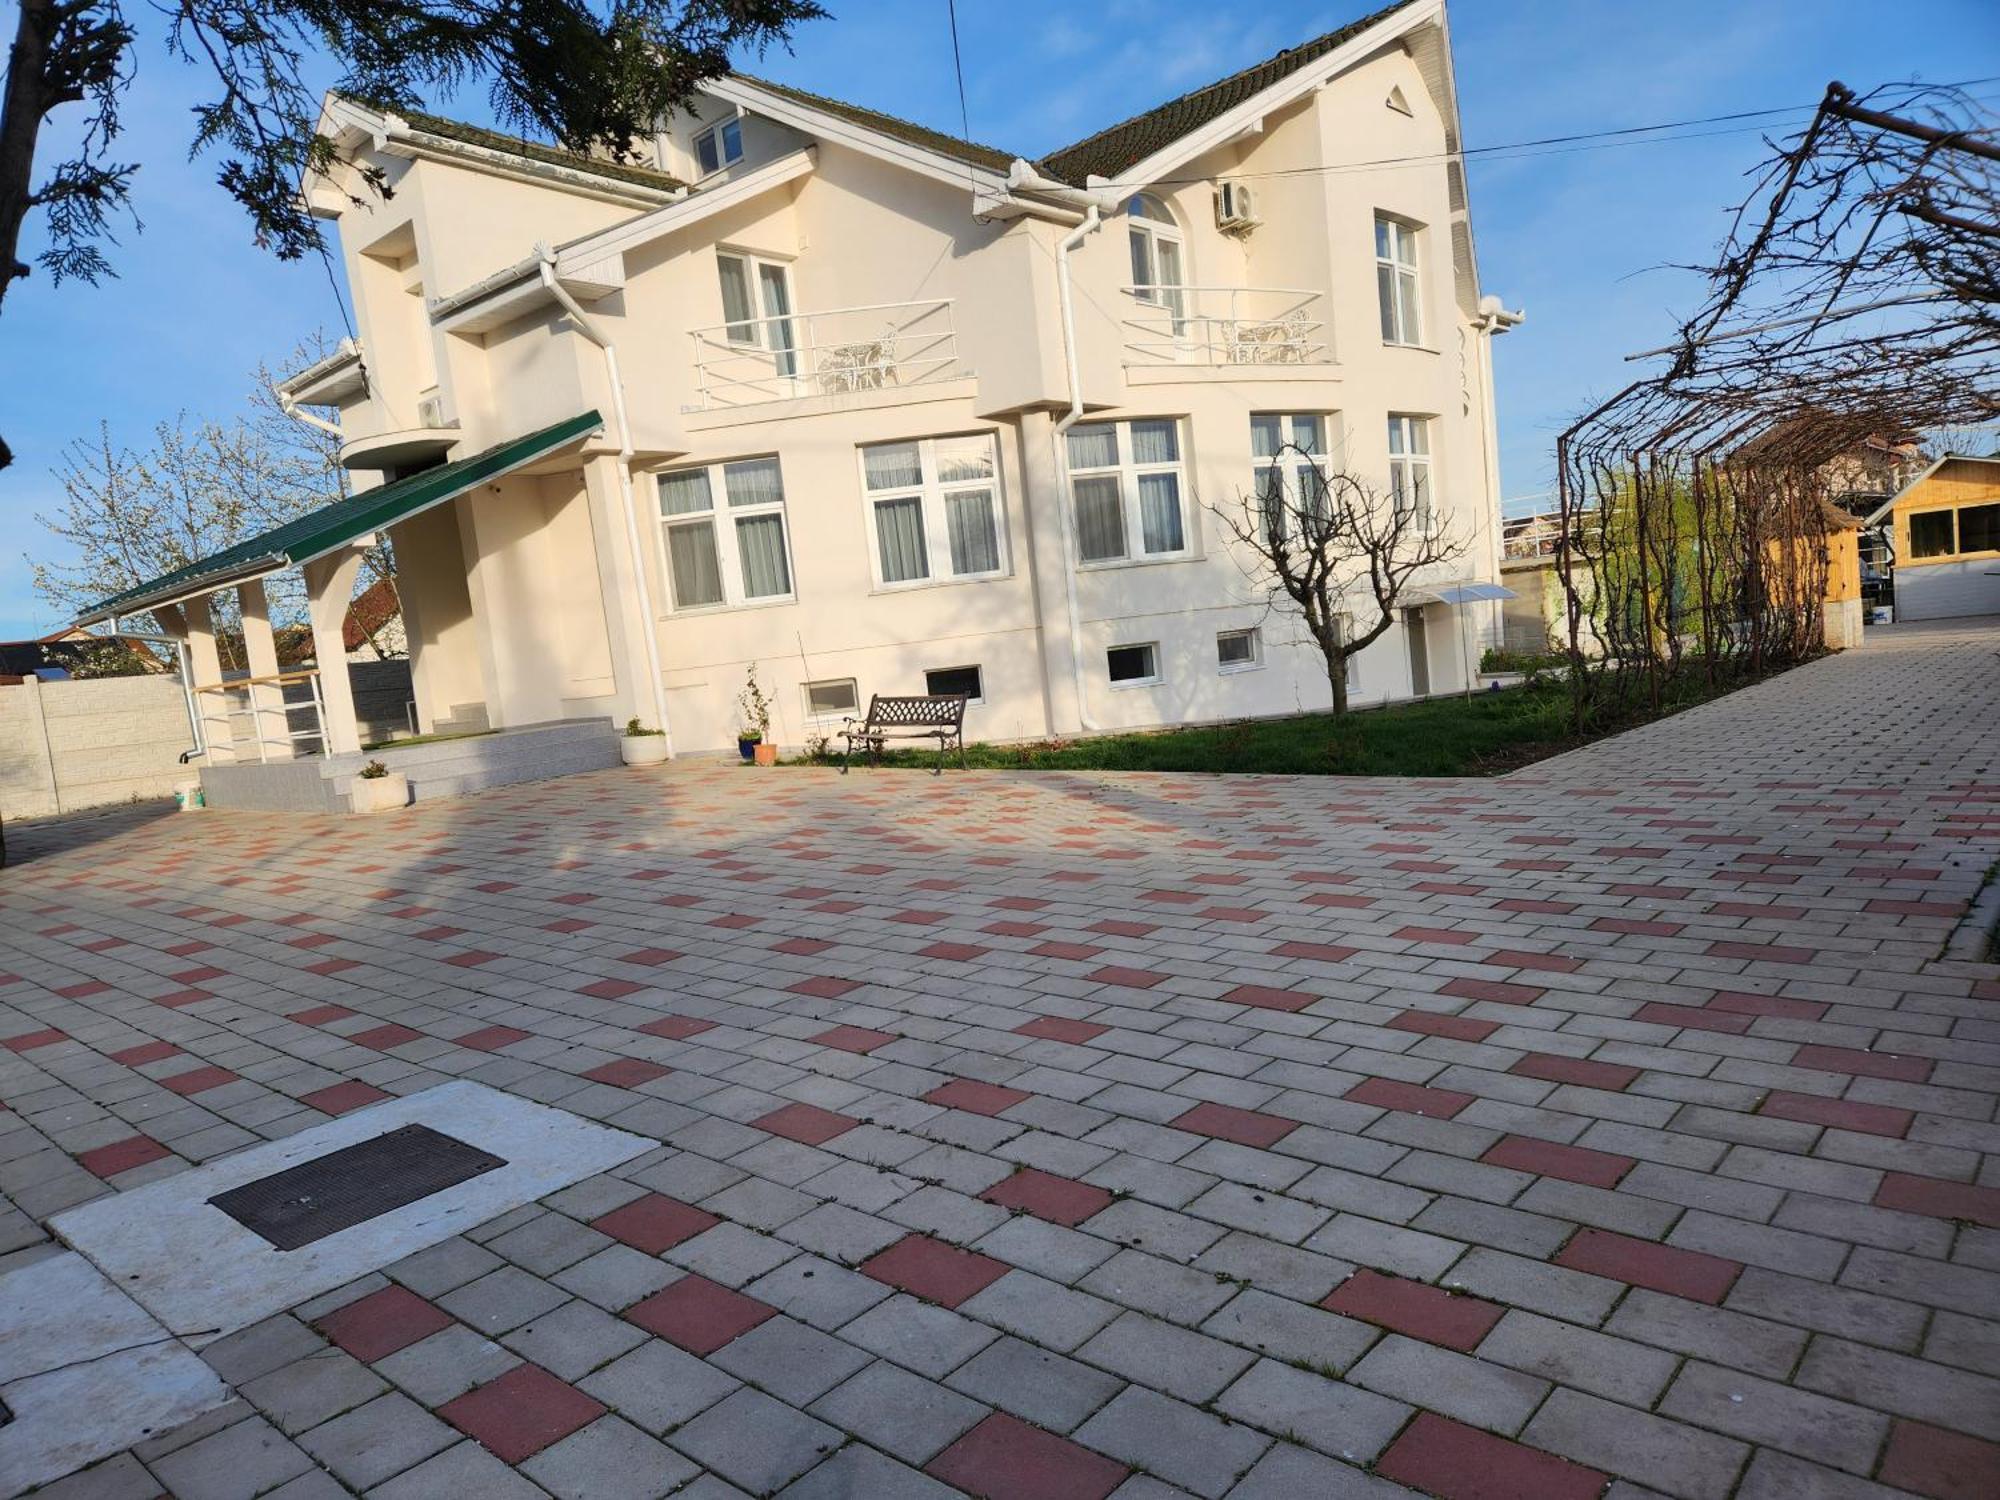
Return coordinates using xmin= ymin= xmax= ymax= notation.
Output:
xmin=350 ymin=772 xmax=409 ymax=813
xmin=620 ymin=735 xmax=670 ymax=767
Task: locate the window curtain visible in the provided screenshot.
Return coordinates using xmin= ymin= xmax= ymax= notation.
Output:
xmin=1291 ymin=415 xmax=1324 ymax=454
xmin=1074 ymin=476 xmax=1126 ymax=562
xmin=724 ymin=457 xmax=785 ymax=506
xmin=863 ymin=443 xmax=923 ymax=490
xmin=1066 ymin=424 xmax=1118 ymax=470
xmin=946 ymin=491 xmax=1000 ymax=574
xmin=1250 ymin=415 xmax=1283 ymax=459
xmin=1130 ymin=420 xmax=1178 ymax=464
xmin=934 ymin=437 xmax=993 ymax=483
xmin=667 ymin=522 xmax=723 ymax=607
xmin=718 ymin=257 xmax=755 ymax=341
xmin=1138 ymin=472 xmax=1184 ymax=553
xmin=658 ymin=469 xmax=713 ymax=516
xmin=736 ymin=515 xmax=791 ymax=597
xmin=875 ymin=498 xmax=929 ymax=583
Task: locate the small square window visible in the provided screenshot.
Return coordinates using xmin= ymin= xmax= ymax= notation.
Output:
xmin=1909 ymin=510 xmax=1955 ymax=559
xmin=1216 ymin=629 xmax=1260 ymax=670
xmin=694 ymin=118 xmax=742 ymax=176
xmin=925 ymin=665 xmax=983 ymax=702
xmin=1107 ymin=643 xmax=1160 ymax=685
xmin=804 ymin=679 xmax=858 ymax=719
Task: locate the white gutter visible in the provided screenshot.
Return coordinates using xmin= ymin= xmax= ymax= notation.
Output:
xmin=276 ymin=389 xmax=346 ymax=440
xmin=536 ymin=245 xmax=676 ymax=755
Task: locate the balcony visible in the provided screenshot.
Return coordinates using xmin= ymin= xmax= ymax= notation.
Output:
xmin=1120 ymin=286 xmax=1331 ymax=368
xmin=688 ymin=299 xmax=962 ymax=411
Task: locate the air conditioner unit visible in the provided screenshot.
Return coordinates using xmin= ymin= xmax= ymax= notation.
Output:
xmin=416 ymin=392 xmax=446 ymax=429
xmin=1215 ymin=180 xmax=1259 ymax=232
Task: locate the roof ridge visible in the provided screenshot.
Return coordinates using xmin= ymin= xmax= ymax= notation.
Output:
xmin=727 ymin=73 xmax=1021 ymax=174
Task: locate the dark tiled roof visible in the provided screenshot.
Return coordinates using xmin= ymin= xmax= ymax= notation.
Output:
xmin=382 ymin=102 xmax=686 ymax=193
xmin=732 ymin=75 xmax=1020 ymax=174
xmin=1038 ymin=0 xmax=1417 ymax=185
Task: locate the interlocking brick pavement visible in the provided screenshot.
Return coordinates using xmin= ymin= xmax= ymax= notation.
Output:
xmin=2 ymin=619 xmax=1997 ymax=1497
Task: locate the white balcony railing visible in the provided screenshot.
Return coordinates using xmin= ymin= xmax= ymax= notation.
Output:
xmin=689 ymin=299 xmax=961 ymax=410
xmin=1121 ymin=286 xmax=1331 ymax=367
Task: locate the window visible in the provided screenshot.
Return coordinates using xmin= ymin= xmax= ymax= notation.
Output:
xmin=1957 ymin=503 xmax=2000 ymax=554
xmin=1252 ymin=413 xmax=1330 ymax=543
xmin=694 ymin=117 xmax=743 ymax=176
xmin=1387 ymin=415 xmax=1433 ymax=529
xmin=1127 ymin=194 xmax=1187 ymax=332
xmin=859 ymin=434 xmax=1006 ymax=586
xmin=1066 ymin=419 xmax=1190 ymax=564
xmin=1107 ymin=643 xmax=1160 ymax=686
xmin=924 ymin=665 xmax=984 ymax=702
xmin=1375 ymin=216 xmax=1422 ymax=345
xmin=1909 ymin=510 xmax=1955 ymax=559
xmin=716 ymin=252 xmax=796 ymax=377
xmin=656 ymin=456 xmax=794 ymax=610
xmin=804 ymin=679 xmax=858 ymax=719
xmin=1217 ymin=628 xmax=1260 ymax=671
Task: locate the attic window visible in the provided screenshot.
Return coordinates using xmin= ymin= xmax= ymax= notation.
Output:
xmin=695 ymin=118 xmax=742 ymax=175
xmin=1386 ymin=85 xmax=1413 ymax=117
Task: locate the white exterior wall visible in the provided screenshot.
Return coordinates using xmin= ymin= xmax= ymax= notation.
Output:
xmin=309 ymin=4 xmax=1515 ymax=755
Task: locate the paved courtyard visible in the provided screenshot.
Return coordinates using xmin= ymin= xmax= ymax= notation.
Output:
xmin=2 ymin=618 xmax=1998 ymax=1500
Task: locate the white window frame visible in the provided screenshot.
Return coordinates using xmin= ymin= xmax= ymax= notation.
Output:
xmin=1251 ymin=412 xmax=1333 ymax=544
xmin=802 ymin=678 xmax=859 ymax=721
xmin=716 ymin=249 xmax=797 ymax=377
xmin=694 ymin=117 xmax=743 ymax=177
xmin=923 ymin=664 xmax=985 ymax=704
xmin=857 ymin=433 xmax=1009 ymax=589
xmin=1106 ymin=641 xmax=1161 ymax=688
xmin=1387 ymin=414 xmax=1434 ymax=531
xmin=654 ymin=455 xmax=797 ymax=614
xmin=1375 ymin=215 xmax=1424 ymax=346
xmin=1127 ymin=195 xmax=1188 ymax=332
xmin=1065 ymin=418 xmax=1193 ymax=567
xmin=1216 ymin=628 xmax=1262 ymax=673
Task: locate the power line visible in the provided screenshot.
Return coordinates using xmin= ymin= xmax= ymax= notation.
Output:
xmin=945 ymin=0 xmax=972 ymax=151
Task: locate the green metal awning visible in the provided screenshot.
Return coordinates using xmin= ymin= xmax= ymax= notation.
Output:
xmin=74 ymin=410 xmax=604 ymax=625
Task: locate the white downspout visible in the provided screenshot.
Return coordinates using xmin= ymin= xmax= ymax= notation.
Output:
xmin=537 ymin=245 xmax=676 ymax=755
xmin=1051 ymin=203 xmax=1105 ymax=732
xmin=275 ymin=389 xmax=346 ymax=441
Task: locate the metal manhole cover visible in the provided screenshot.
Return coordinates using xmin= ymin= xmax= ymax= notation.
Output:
xmin=207 ymin=1124 xmax=508 ymax=1250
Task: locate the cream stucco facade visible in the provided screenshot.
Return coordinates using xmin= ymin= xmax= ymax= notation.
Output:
xmin=281 ymin=0 xmax=1519 ymax=756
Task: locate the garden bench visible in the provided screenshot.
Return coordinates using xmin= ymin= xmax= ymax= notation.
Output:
xmin=839 ymin=694 xmax=969 ymax=774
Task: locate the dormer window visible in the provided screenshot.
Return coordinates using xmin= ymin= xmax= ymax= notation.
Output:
xmin=695 ymin=117 xmax=743 ymax=176
xmin=1127 ymin=194 xmax=1187 ymax=333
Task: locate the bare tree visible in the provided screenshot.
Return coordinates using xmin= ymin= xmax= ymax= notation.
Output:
xmin=1211 ymin=442 xmax=1468 ymax=714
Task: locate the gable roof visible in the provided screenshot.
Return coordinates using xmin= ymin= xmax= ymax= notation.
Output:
xmin=1037 ymin=0 xmax=1418 ymax=184
xmin=1861 ymin=453 xmax=2000 ymax=527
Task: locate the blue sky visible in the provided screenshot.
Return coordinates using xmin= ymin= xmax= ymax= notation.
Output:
xmin=1 ymin=0 xmax=1993 ymax=637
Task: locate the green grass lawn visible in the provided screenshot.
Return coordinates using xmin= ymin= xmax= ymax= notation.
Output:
xmin=797 ymin=673 xmax=1750 ymax=778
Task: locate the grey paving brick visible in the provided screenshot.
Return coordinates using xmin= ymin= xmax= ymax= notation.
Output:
xmin=553 ymin=1243 xmax=679 ymax=1311
xmin=807 ymin=1360 xmax=988 ymax=1463
xmin=668 ymin=1220 xmax=801 ymax=1286
xmin=1410 ymin=1194 xmax=1573 ymax=1258
xmin=743 ymin=1252 xmax=894 ymax=1330
xmin=384 ymin=1236 xmax=504 ymax=1298
xmin=1214 ymin=1357 xmax=1411 ymax=1464
xmin=485 ymin=1211 xmax=615 ymax=1277
xmin=199 ymin=1317 xmax=325 ymax=1387
xmin=438 ymin=1265 xmax=571 ymax=1335
xmin=1605 ymin=1287 xmax=1807 ymax=1379
xmin=975 ymin=1213 xmax=1118 ymax=1280
xmin=1080 ymin=1249 xmax=1239 ymax=1322
xmin=1226 ymin=1444 xmax=1423 ymax=1499
xmin=667 ymin=1387 xmax=841 ymax=1494
xmin=364 ymin=1439 xmax=547 ymax=1500
xmin=1443 ymin=1246 xmax=1624 ymax=1324
xmin=239 ymin=1348 xmax=389 ymax=1435
xmin=1924 ymin=1310 xmax=2000 ymax=1377
xmin=1347 ymin=1333 xmax=1548 ymax=1435
xmin=296 ymin=1392 xmax=457 ymax=1491
xmin=1796 ymin=1336 xmax=2000 ymax=1440
xmin=945 ymin=1335 xmax=1123 ymax=1432
xmin=709 ymin=1314 xmax=873 ymax=1404
xmin=841 ymin=1292 xmax=998 ymax=1379
xmin=1199 ymin=1287 xmax=1378 ymax=1374
xmin=1726 ymin=1266 xmax=1927 ymax=1351
xmin=778 ymin=1443 xmax=962 ymax=1500
xmin=1659 ymin=1360 xmax=1888 ymax=1476
xmin=774 ymin=1203 xmax=907 ymax=1265
xmin=962 ymin=1268 xmax=1122 ymax=1351
xmin=1523 ymin=1388 xmax=1751 ymax=1500
xmin=520 ymin=1414 xmax=701 ymax=1499
xmin=1086 ymin=1199 xmax=1229 ymax=1260
xmin=578 ymin=1338 xmax=740 ymax=1435
xmin=1074 ymin=1385 xmax=1271 ymax=1498
xmin=1304 ymin=1215 xmax=1463 ymax=1281
xmin=374 ymin=1323 xmax=521 ymax=1406
xmin=1734 ymin=1447 xmax=1912 ymax=1500
xmin=144 ymin=1415 xmax=314 ymax=1500
xmin=1475 ymin=1309 xmax=1678 ymax=1407
xmin=1077 ymin=1310 xmax=1258 ymax=1403
xmin=502 ymin=1295 xmax=649 ymax=1380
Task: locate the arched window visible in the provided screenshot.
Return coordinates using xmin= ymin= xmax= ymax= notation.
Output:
xmin=1127 ymin=194 xmax=1187 ymax=331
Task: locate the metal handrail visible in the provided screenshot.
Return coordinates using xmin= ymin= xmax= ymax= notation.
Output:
xmin=1119 ymin=285 xmax=1331 ymax=367
xmin=688 ymin=298 xmax=960 ymax=410
xmin=191 ymin=669 xmax=328 ymax=763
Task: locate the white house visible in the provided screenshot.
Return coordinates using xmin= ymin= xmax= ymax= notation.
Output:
xmin=78 ymin=0 xmax=1521 ymax=766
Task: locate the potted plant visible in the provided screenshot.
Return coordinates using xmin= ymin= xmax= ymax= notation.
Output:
xmin=736 ymin=664 xmax=773 ymax=763
xmin=620 ymin=717 xmax=670 ymax=767
xmin=350 ymin=758 xmax=408 ymax=813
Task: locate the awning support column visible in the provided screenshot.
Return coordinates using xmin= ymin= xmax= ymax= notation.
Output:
xmin=303 ymin=547 xmax=368 ymax=755
xmin=182 ymin=595 xmax=236 ymax=763
xmin=238 ymin=579 xmax=291 ymax=759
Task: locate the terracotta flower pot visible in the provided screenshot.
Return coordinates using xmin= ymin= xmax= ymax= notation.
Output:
xmin=753 ymin=742 xmax=778 ymax=766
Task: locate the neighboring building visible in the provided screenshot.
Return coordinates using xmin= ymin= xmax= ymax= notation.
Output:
xmin=341 ymin=578 xmax=407 ymax=660
xmin=76 ymin=0 xmax=1521 ymax=760
xmin=1862 ymin=455 xmax=2000 ymax=622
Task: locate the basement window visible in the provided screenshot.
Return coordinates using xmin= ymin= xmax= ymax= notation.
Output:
xmin=804 ymin=679 xmax=859 ymax=719
xmin=924 ymin=665 xmax=984 ymax=703
xmin=1107 ymin=643 xmax=1161 ymax=686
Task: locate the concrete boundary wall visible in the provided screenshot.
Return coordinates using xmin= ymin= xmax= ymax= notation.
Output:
xmin=0 ymin=675 xmax=195 ymax=818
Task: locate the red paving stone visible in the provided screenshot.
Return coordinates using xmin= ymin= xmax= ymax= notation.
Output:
xmin=591 ymin=1193 xmax=719 ymax=1253
xmin=1877 ymin=1419 xmax=2000 ymax=1500
xmin=1387 ymin=1010 xmax=1501 ymax=1042
xmin=1708 ymin=989 xmax=1828 ymax=1019
xmin=290 ymin=1004 xmax=355 ymax=1025
xmin=752 ymin=1102 xmax=859 ymax=1145
xmin=1376 ymin=1412 xmax=1607 ymax=1500
xmin=2 ymin=1029 xmax=67 ymax=1053
xmin=617 ymin=947 xmax=682 ymax=965
xmin=77 ymin=1135 xmax=170 ymax=1177
xmin=1758 ymin=1090 xmax=1912 ymax=1137
xmin=1270 ymin=940 xmax=1360 ymax=962
xmin=438 ymin=1363 xmax=607 ymax=1464
xmin=1170 ymin=1100 xmax=1298 ymax=1148
xmin=1440 ymin=975 xmax=1545 ymax=1006
xmin=1632 ymin=1000 xmax=1754 ymax=1035
xmin=1509 ymin=1053 xmax=1642 ymax=1091
xmin=579 ymin=977 xmax=644 ymax=1000
xmin=922 ymin=941 xmax=991 ymax=961
xmin=158 ymin=1065 xmax=237 ymax=1096
xmin=861 ymin=1234 xmax=1010 ymax=1307
xmin=315 ymin=1285 xmax=454 ymax=1362
xmin=581 ymin=1058 xmax=671 ymax=1088
xmin=624 ymin=1275 xmax=776 ymax=1353
xmin=926 ymin=1413 xmax=1128 ymax=1500
xmin=454 ymin=1025 xmax=531 ymax=1052
xmin=1324 ymin=1270 xmax=1504 ymax=1352
xmin=1013 ymin=1016 xmax=1110 ymax=1044
xmin=811 ymin=1024 xmax=897 ymax=1053
xmin=1219 ymin=983 xmax=1317 ymax=1012
xmin=981 ymin=1168 xmax=1114 ymax=1227
xmin=108 ymin=1040 xmax=181 ymax=1066
xmin=1874 ymin=1172 xmax=2000 ymax=1228
xmin=300 ymin=1081 xmax=392 ymax=1116
xmin=788 ymin=975 xmax=861 ymax=999
xmin=1482 ymin=1134 xmax=1636 ymax=1189
xmin=348 ymin=1023 xmax=425 ymax=1050
xmin=1555 ymin=1228 xmax=1743 ymax=1304
xmin=924 ymin=1079 xmax=1032 ymax=1116
xmin=639 ymin=1015 xmax=719 ymax=1040
xmin=1346 ymin=1075 xmax=1474 ymax=1119
xmin=1791 ymin=1044 xmax=1933 ymax=1082
xmin=1087 ymin=965 xmax=1170 ymax=989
